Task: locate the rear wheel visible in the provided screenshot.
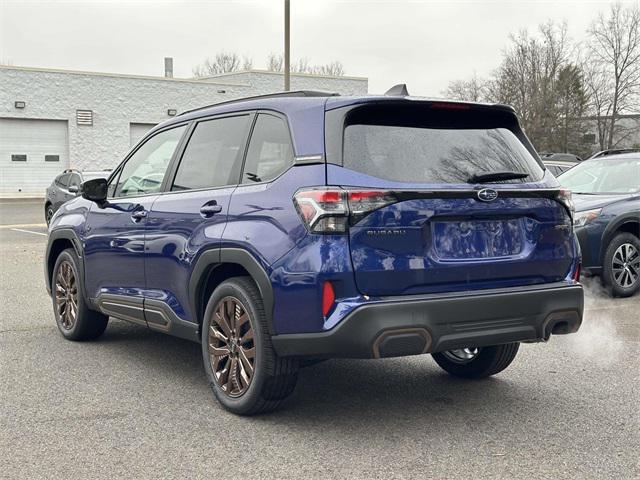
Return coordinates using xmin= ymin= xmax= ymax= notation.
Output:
xmin=52 ymin=249 xmax=108 ymax=340
xmin=603 ymin=233 xmax=640 ymax=297
xmin=432 ymin=343 xmax=520 ymax=379
xmin=201 ymin=277 xmax=298 ymax=415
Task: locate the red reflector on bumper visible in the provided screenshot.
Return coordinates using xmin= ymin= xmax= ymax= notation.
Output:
xmin=322 ymin=281 xmax=335 ymax=317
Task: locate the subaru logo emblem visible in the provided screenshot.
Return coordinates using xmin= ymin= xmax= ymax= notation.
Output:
xmin=477 ymin=188 xmax=498 ymax=202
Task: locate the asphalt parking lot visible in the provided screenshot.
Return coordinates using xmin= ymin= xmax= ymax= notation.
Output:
xmin=0 ymin=200 xmax=638 ymax=479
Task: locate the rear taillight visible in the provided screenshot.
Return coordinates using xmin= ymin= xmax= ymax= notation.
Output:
xmin=556 ymin=189 xmax=575 ymax=221
xmin=293 ymin=188 xmax=349 ymax=233
xmin=347 ymin=190 xmax=397 ymax=224
xmin=573 ymin=262 xmax=581 ymax=282
xmin=293 ymin=187 xmax=397 ymax=234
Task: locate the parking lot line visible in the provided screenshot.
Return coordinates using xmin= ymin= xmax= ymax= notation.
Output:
xmin=9 ymin=228 xmax=47 ymax=236
xmin=0 ymin=223 xmax=47 ymax=229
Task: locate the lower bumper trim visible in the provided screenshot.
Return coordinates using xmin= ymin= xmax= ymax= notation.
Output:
xmin=271 ymin=283 xmax=584 ymax=359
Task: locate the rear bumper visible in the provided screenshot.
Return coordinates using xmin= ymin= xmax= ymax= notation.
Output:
xmin=271 ymin=282 xmax=584 ymax=359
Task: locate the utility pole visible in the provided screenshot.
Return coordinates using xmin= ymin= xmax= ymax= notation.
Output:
xmin=284 ymin=0 xmax=290 ymax=91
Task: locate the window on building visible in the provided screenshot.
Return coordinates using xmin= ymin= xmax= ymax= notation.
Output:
xmin=114 ymin=125 xmax=187 ymax=198
xmin=172 ymin=115 xmax=251 ymax=191
xmin=45 ymin=155 xmax=60 ymax=162
xmin=241 ymin=114 xmax=294 ymax=184
xmin=11 ymin=154 xmax=27 ymax=162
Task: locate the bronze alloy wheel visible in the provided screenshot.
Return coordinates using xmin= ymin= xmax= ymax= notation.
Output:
xmin=208 ymin=296 xmax=256 ymax=397
xmin=55 ymin=260 xmax=78 ymax=330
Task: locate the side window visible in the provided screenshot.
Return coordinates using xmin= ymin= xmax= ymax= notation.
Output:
xmin=242 ymin=114 xmax=293 ymax=184
xmin=172 ymin=115 xmax=251 ymax=191
xmin=55 ymin=174 xmax=70 ymax=188
xmin=69 ymin=174 xmax=81 ymax=188
xmin=114 ymin=125 xmax=187 ymax=198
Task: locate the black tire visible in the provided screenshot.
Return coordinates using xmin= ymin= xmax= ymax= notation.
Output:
xmin=45 ymin=204 xmax=54 ymax=226
xmin=432 ymin=343 xmax=520 ymax=379
xmin=201 ymin=277 xmax=298 ymax=415
xmin=602 ymin=232 xmax=640 ymax=298
xmin=52 ymin=248 xmax=108 ymax=340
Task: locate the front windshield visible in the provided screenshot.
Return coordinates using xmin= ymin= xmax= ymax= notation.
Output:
xmin=558 ymin=157 xmax=640 ymax=194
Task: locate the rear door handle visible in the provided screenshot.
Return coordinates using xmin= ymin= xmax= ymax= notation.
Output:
xmin=200 ymin=201 xmax=223 ymax=217
xmin=131 ymin=209 xmax=148 ymax=222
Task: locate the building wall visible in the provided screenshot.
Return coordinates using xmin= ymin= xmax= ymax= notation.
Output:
xmin=0 ymin=67 xmax=254 ymax=173
xmin=0 ymin=66 xmax=368 ymax=195
xmin=198 ymin=70 xmax=368 ymax=96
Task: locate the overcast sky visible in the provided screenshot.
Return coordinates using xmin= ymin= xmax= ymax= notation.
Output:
xmin=1 ymin=0 xmax=637 ymax=95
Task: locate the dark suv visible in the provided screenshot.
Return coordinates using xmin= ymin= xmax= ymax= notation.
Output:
xmin=45 ymin=91 xmax=584 ymax=414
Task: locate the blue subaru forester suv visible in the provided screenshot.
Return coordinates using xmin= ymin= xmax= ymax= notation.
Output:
xmin=45 ymin=90 xmax=584 ymax=414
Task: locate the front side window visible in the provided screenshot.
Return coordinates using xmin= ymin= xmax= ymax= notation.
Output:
xmin=114 ymin=125 xmax=187 ymax=198
xmin=242 ymin=114 xmax=293 ymax=183
xmin=172 ymin=115 xmax=251 ymax=191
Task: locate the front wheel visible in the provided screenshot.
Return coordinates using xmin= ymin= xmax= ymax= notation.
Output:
xmin=602 ymin=233 xmax=640 ymax=297
xmin=52 ymin=248 xmax=108 ymax=340
xmin=201 ymin=277 xmax=298 ymax=415
xmin=432 ymin=343 xmax=520 ymax=379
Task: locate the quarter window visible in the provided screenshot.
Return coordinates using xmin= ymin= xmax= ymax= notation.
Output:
xmin=114 ymin=125 xmax=187 ymax=198
xmin=242 ymin=114 xmax=293 ymax=184
xmin=172 ymin=115 xmax=251 ymax=191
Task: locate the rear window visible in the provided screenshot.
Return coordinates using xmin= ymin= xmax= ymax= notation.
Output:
xmin=340 ymin=104 xmax=544 ymax=184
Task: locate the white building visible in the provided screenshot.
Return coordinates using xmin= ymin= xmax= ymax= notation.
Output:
xmin=0 ymin=65 xmax=368 ymax=196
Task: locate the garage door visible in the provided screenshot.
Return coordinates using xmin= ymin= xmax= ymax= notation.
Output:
xmin=0 ymin=118 xmax=69 ymax=196
xmin=130 ymin=123 xmax=156 ymax=147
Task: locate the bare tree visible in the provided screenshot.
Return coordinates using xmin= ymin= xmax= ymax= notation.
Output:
xmin=445 ymin=21 xmax=594 ymax=155
xmin=193 ymin=52 xmax=243 ymax=77
xmin=311 ymin=61 xmax=345 ymax=76
xmin=443 ymin=72 xmax=487 ymax=102
xmin=267 ymin=53 xmax=284 ymax=72
xmin=242 ymin=55 xmax=253 ymax=71
xmin=492 ymin=22 xmax=574 ymax=151
xmin=587 ymin=3 xmax=640 ymax=148
xmin=266 ymin=53 xmax=345 ymax=76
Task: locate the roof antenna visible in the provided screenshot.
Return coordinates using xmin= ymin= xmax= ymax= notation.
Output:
xmin=384 ymin=84 xmax=409 ymax=96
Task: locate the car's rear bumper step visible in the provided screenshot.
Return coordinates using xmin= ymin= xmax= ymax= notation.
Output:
xmin=271 ymin=283 xmax=584 ymax=359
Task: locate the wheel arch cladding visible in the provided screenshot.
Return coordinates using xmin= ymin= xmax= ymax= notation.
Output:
xmin=189 ymin=248 xmax=275 ymax=334
xmin=601 ymin=216 xmax=640 ymax=263
xmin=45 ymin=229 xmax=84 ymax=295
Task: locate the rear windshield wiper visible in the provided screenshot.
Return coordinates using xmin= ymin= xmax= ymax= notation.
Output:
xmin=467 ymin=171 xmax=530 ymax=183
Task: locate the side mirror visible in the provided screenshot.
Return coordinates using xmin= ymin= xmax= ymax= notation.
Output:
xmin=68 ymin=185 xmax=79 ymax=194
xmin=81 ymin=178 xmax=108 ymax=204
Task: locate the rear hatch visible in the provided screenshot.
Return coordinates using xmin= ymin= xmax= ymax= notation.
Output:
xmin=324 ymin=101 xmax=575 ymax=296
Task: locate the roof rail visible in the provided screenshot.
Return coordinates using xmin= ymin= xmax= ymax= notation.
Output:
xmin=178 ymin=90 xmax=339 ymax=116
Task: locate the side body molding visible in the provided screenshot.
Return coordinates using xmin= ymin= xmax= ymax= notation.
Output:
xmin=189 ymin=248 xmax=276 ymax=334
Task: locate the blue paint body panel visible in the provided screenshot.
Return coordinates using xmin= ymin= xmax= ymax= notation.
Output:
xmin=45 ymin=94 xmax=583 ymax=342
